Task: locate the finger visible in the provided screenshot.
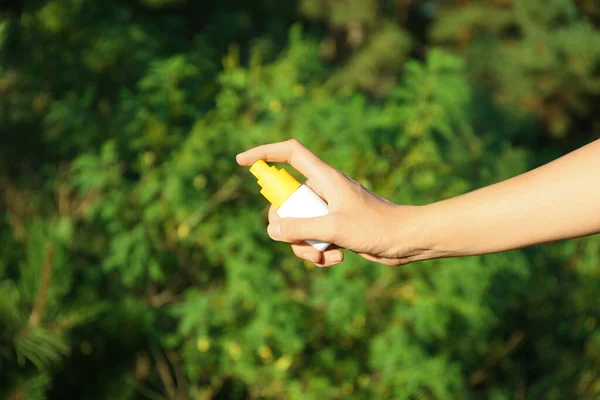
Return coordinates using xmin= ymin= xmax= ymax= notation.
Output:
xmin=268 ymin=205 xmax=280 ymax=224
xmin=292 ymin=242 xmax=342 ymax=256
xmin=291 ymin=243 xmax=344 ymax=267
xmin=236 ymin=139 xmax=334 ymax=182
xmin=318 ymin=248 xmax=344 ymax=267
xmin=358 ymin=253 xmax=405 ymax=267
xmin=291 ymin=243 xmax=323 ymax=264
xmin=267 ymin=213 xmax=342 ymax=244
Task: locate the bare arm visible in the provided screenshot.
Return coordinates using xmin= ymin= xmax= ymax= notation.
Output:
xmin=421 ymin=139 xmax=600 ymax=258
xmin=237 ymin=139 xmax=600 ymax=267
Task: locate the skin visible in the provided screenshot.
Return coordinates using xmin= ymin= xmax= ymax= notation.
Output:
xmin=236 ymin=139 xmax=600 ymax=267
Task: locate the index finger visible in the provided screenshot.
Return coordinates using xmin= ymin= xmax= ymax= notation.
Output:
xmin=236 ymin=139 xmax=333 ymax=181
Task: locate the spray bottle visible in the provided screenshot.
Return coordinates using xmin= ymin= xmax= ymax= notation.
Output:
xmin=249 ymin=160 xmax=330 ymax=252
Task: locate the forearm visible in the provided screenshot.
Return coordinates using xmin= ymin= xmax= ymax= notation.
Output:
xmin=417 ymin=140 xmax=600 ymax=258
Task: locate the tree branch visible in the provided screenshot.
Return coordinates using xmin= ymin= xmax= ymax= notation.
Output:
xmin=29 ymin=243 xmax=55 ymax=327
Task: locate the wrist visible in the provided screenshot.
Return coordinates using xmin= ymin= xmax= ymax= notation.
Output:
xmin=389 ymin=203 xmax=458 ymax=263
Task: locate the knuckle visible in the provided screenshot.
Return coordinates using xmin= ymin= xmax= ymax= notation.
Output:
xmin=287 ymin=138 xmax=302 ymax=148
xmin=331 ymin=170 xmax=358 ymax=195
xmin=328 ymin=168 xmax=347 ymax=184
xmin=334 ymin=169 xmax=354 ymax=185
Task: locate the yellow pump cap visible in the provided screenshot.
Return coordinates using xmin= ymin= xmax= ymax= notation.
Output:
xmin=250 ymin=160 xmax=301 ymax=209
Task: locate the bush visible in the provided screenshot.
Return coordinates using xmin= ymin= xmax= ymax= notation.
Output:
xmin=1 ymin=1 xmax=599 ymax=399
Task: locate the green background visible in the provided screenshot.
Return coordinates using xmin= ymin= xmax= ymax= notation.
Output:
xmin=1 ymin=0 xmax=600 ymax=398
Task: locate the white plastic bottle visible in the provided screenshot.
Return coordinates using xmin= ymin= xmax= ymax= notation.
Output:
xmin=249 ymin=160 xmax=330 ymax=251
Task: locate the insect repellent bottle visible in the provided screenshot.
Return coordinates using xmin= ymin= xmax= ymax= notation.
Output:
xmin=249 ymin=160 xmax=330 ymax=252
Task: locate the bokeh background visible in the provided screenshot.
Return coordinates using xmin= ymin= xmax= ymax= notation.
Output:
xmin=1 ymin=0 xmax=600 ymax=399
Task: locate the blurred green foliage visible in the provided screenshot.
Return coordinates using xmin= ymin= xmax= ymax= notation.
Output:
xmin=1 ymin=0 xmax=600 ymax=399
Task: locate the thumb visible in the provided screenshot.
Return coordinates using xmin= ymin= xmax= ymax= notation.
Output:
xmin=267 ymin=214 xmax=340 ymax=243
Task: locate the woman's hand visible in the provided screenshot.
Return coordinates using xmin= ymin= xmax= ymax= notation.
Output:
xmin=236 ymin=139 xmax=433 ymax=267
xmin=238 ymin=138 xmax=600 ymax=267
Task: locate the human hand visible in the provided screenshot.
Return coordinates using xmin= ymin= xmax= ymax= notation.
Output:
xmin=236 ymin=139 xmax=432 ymax=267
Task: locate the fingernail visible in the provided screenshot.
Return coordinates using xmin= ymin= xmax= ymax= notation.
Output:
xmin=267 ymin=223 xmax=281 ymax=240
xmin=331 ymin=254 xmax=342 ymax=263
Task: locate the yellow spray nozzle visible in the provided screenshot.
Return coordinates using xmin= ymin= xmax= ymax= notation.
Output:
xmin=250 ymin=160 xmax=301 ymax=209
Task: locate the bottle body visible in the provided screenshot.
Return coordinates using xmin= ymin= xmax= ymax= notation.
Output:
xmin=276 ymin=185 xmax=330 ymax=252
